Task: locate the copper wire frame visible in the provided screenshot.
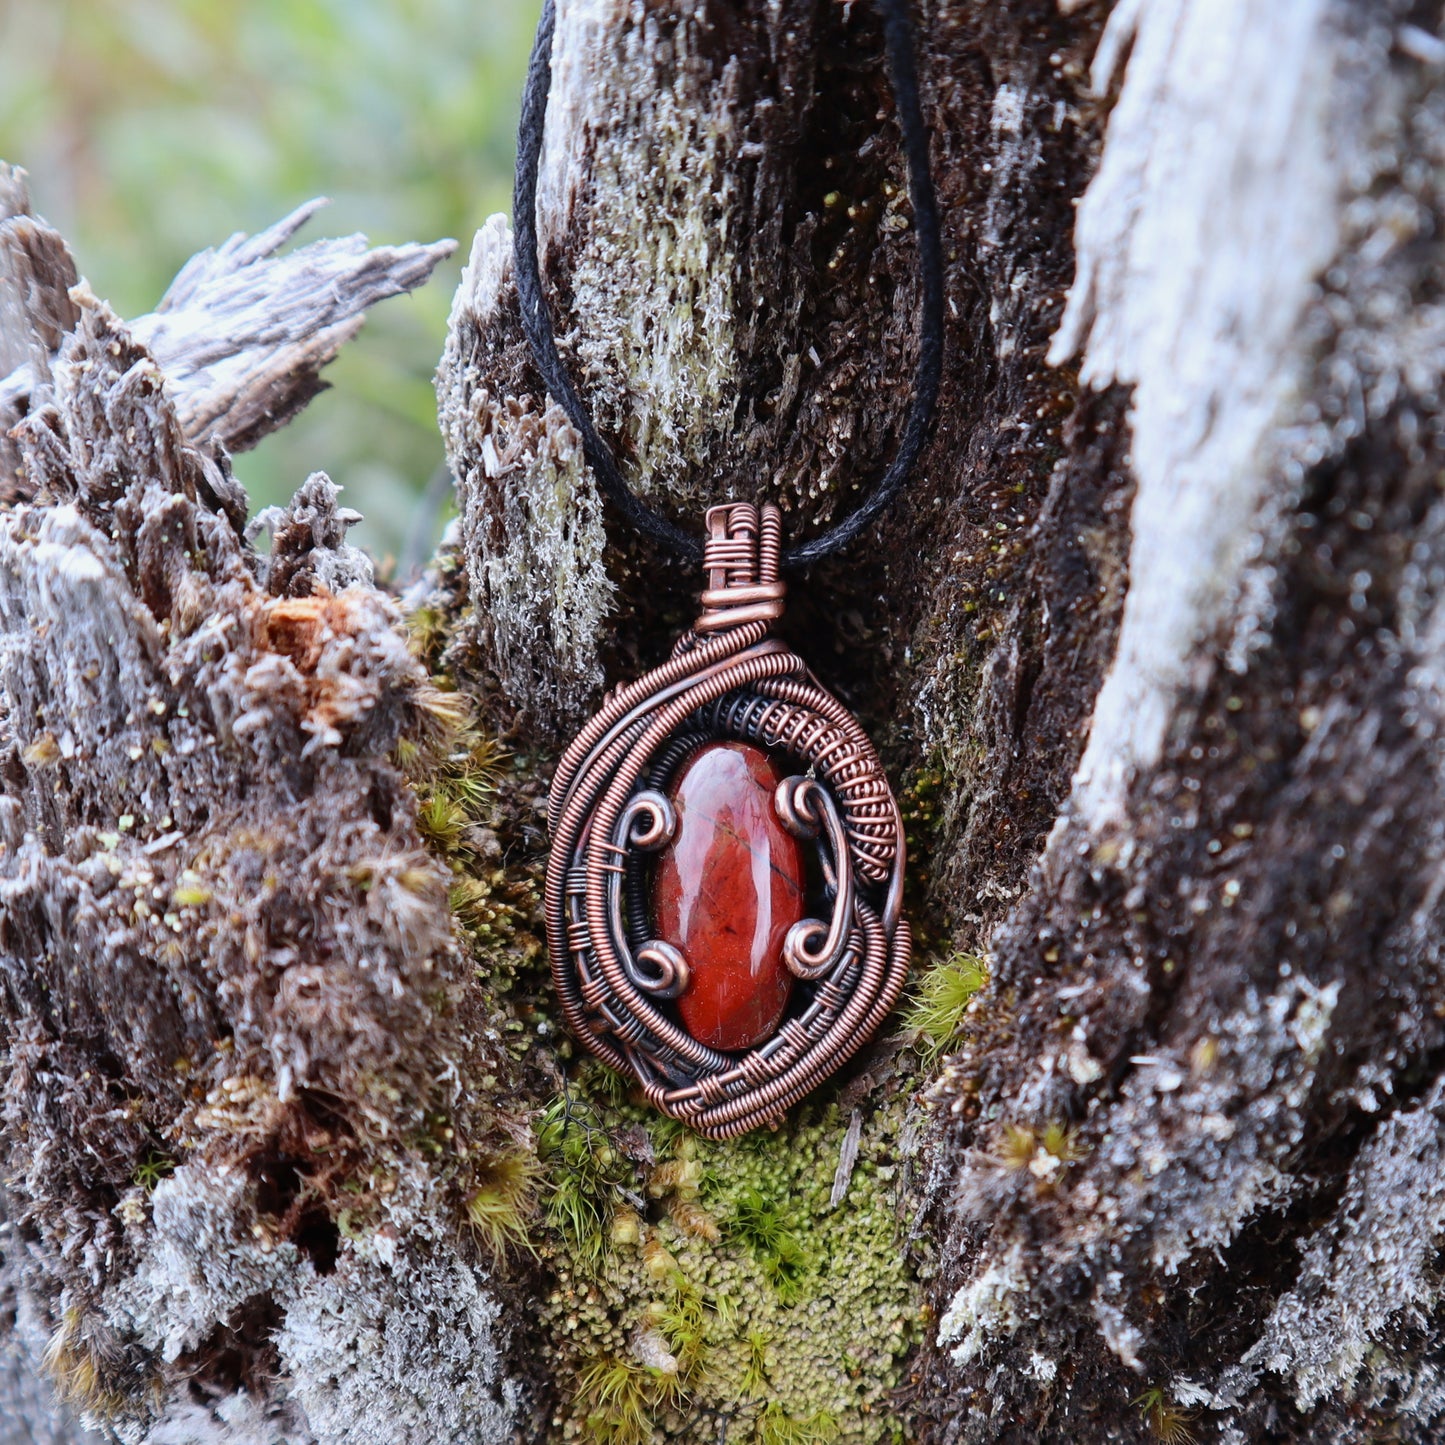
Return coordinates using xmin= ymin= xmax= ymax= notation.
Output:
xmin=544 ymin=503 xmax=911 ymax=1138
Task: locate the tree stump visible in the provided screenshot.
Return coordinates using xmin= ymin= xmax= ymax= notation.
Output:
xmin=4 ymin=2 xmax=1445 ymax=1442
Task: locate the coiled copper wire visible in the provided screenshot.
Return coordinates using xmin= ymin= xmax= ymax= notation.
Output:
xmin=544 ymin=503 xmax=911 ymax=1137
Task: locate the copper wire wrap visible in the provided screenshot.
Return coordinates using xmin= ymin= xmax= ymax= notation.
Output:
xmin=544 ymin=503 xmax=911 ymax=1137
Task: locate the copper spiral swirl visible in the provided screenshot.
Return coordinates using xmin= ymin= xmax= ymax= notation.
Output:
xmin=544 ymin=503 xmax=911 ymax=1137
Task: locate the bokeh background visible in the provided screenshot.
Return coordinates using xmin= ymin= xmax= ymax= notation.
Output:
xmin=0 ymin=0 xmax=541 ymax=569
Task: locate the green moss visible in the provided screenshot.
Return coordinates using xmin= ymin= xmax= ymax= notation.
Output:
xmin=533 ymin=1078 xmax=920 ymax=1445
xmin=398 ymin=646 xmax=545 ymax=989
xmin=741 ymin=1327 xmax=771 ymax=1395
xmin=994 ymin=1120 xmax=1087 ymax=1181
xmin=653 ymin=1277 xmax=710 ymax=1382
xmin=416 ymin=791 xmax=469 ymax=852
xmin=464 ymin=1149 xmax=540 ymax=1263
xmin=906 ymin=952 xmax=990 ymax=1062
xmin=538 ymin=1094 xmax=634 ymax=1273
xmin=756 ymin=1403 xmax=841 ymax=1445
xmin=400 ymin=674 xmax=505 ymax=817
xmin=728 ymin=1186 xmax=811 ymax=1304
xmin=576 ymin=1356 xmax=664 ymax=1445
xmin=132 ymin=1150 xmax=175 ymax=1191
xmin=1133 ymin=1386 xmax=1198 ymax=1444
xmin=405 ymin=605 xmax=448 ymax=669
xmin=898 ymin=764 xmax=948 ymax=877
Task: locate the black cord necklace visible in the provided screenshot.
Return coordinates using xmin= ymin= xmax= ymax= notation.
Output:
xmin=522 ymin=0 xmax=942 ymax=1136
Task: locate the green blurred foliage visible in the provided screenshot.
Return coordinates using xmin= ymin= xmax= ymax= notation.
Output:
xmin=0 ymin=0 xmax=539 ymax=567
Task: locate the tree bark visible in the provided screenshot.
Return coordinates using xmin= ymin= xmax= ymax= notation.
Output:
xmin=5 ymin=1 xmax=1445 ymax=1442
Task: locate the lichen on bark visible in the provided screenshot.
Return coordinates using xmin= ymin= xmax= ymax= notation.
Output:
xmin=0 ymin=188 xmax=526 ymax=1443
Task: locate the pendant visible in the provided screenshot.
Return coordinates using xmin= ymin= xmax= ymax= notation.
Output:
xmin=544 ymin=503 xmax=911 ymax=1138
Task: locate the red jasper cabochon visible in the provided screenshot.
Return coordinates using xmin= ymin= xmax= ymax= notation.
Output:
xmin=653 ymin=741 xmax=806 ymax=1051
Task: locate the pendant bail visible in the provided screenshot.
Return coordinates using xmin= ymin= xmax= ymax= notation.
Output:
xmin=694 ymin=503 xmax=787 ymax=634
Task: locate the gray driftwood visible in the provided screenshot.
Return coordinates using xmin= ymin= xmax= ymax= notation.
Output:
xmin=0 ymin=167 xmax=455 ymax=493
xmin=6 ymin=0 xmax=1445 ymax=1441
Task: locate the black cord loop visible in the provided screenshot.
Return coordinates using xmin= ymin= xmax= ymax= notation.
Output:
xmin=513 ymin=0 xmax=943 ymax=568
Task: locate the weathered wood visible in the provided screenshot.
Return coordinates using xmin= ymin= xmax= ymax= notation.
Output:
xmin=132 ymin=200 xmax=455 ymax=455
xmin=0 ymin=172 xmax=455 ymax=492
xmin=7 ymin=0 xmax=1445 ymax=1442
xmin=918 ymin=2 xmax=1445 ymax=1440
xmin=447 ymin=0 xmax=1445 ymax=1439
xmin=0 ymin=165 xmax=81 ymax=498
xmin=0 ymin=190 xmax=520 ymax=1444
xmin=438 ymin=0 xmax=942 ymax=736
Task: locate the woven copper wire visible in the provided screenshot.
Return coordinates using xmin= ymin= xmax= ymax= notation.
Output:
xmin=544 ymin=503 xmax=911 ymax=1137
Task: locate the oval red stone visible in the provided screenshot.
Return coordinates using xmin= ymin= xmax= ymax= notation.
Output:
xmin=653 ymin=742 xmax=805 ymax=1051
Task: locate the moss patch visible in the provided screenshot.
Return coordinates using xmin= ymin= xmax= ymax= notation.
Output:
xmin=531 ymin=1076 xmax=920 ymax=1445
